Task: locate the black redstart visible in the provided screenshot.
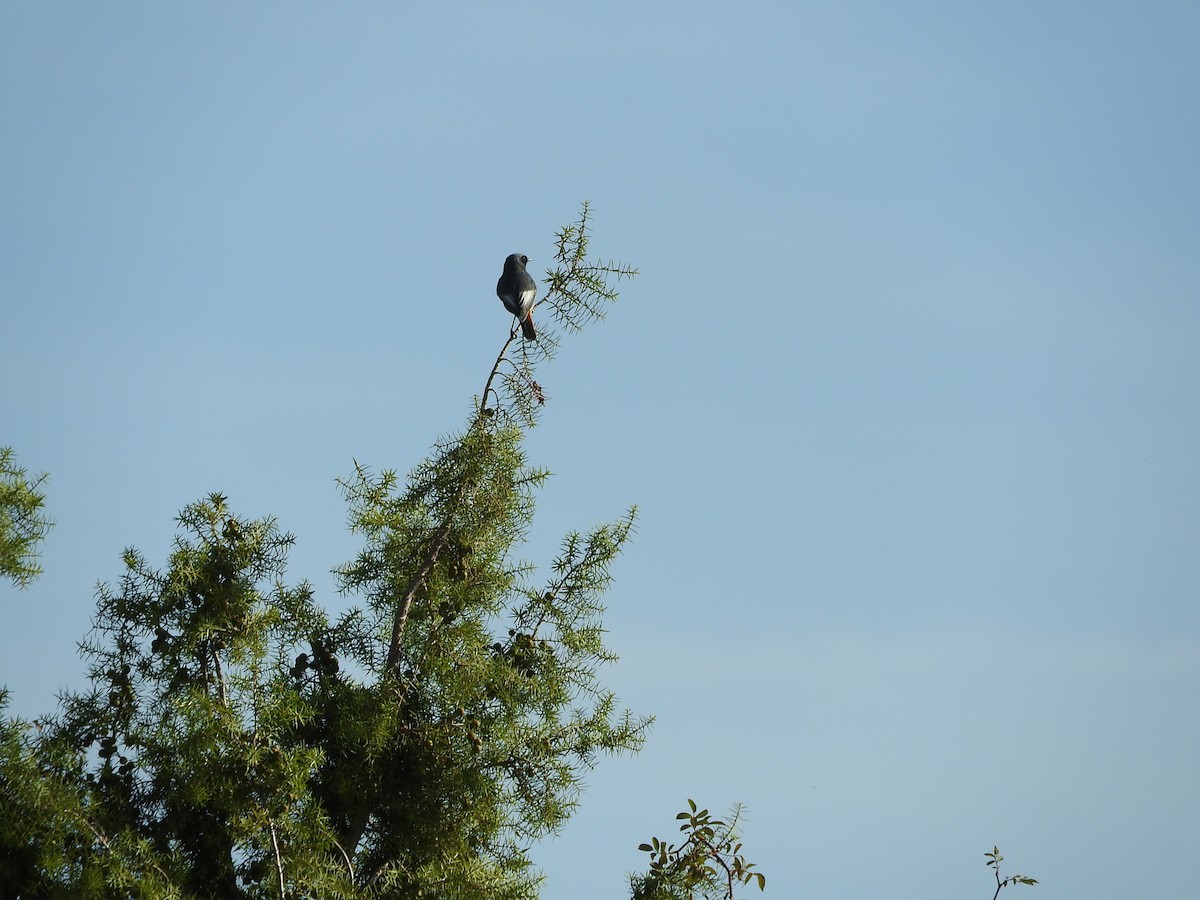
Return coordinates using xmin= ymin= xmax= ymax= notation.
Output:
xmin=496 ymin=253 xmax=537 ymax=340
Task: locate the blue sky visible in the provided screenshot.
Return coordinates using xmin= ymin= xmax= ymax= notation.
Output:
xmin=2 ymin=2 xmax=1198 ymax=897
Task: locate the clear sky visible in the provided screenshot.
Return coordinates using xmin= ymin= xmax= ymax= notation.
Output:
xmin=3 ymin=3 xmax=1198 ymax=897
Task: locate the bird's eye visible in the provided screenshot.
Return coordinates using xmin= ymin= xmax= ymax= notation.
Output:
xmin=520 ymin=255 xmax=528 ymax=264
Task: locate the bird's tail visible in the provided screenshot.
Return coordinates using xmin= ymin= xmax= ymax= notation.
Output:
xmin=521 ymin=314 xmax=537 ymax=341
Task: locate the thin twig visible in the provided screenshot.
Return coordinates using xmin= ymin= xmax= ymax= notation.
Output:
xmin=479 ymin=331 xmax=518 ymax=417
xmin=212 ymin=649 xmax=228 ymax=706
xmin=269 ymin=817 xmax=286 ymax=899
xmin=76 ymin=810 xmax=174 ymax=887
xmin=691 ymin=831 xmax=736 ymax=899
xmin=332 ymin=838 xmax=356 ymax=883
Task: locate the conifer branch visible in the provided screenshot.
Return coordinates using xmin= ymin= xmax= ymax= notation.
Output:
xmin=383 ymin=298 xmax=528 ymax=670
xmin=383 ymin=519 xmax=455 ymax=674
xmin=476 ymin=202 xmax=635 ymax=426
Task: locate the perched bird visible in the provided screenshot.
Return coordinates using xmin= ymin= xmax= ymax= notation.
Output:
xmin=496 ymin=253 xmax=538 ymax=340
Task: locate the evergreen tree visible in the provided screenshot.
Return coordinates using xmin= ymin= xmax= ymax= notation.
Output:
xmin=0 ymin=206 xmax=763 ymax=899
xmin=0 ymin=447 xmax=53 ymax=588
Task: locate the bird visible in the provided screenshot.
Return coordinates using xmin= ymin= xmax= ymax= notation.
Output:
xmin=496 ymin=253 xmax=537 ymax=340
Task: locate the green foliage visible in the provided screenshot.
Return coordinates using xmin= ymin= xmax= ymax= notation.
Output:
xmin=543 ymin=200 xmax=639 ymax=335
xmin=986 ymin=847 xmax=1038 ymax=899
xmin=0 ymin=446 xmax=53 ymax=588
xmin=49 ymin=493 xmax=347 ymax=898
xmin=0 ymin=206 xmax=704 ymax=899
xmin=322 ymin=418 xmax=650 ymax=893
xmin=631 ymin=800 xmax=765 ymax=900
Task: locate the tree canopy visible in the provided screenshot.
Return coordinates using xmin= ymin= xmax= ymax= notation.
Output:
xmin=0 ymin=206 xmax=763 ymax=900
